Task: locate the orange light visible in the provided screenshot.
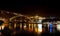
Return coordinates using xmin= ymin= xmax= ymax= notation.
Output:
xmin=35 ymin=28 xmax=38 ymax=32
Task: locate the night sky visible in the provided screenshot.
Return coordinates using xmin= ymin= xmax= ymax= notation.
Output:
xmin=0 ymin=0 xmax=60 ymax=17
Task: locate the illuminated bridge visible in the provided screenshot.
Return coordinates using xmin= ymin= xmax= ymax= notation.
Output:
xmin=0 ymin=10 xmax=60 ymax=36
xmin=0 ymin=10 xmax=35 ymax=36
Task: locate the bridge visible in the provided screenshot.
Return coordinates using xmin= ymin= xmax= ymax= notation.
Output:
xmin=0 ymin=10 xmax=60 ymax=36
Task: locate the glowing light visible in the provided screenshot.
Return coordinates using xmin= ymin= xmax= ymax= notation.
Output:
xmin=2 ymin=25 xmax=5 ymax=30
xmin=24 ymin=24 xmax=26 ymax=30
xmin=14 ymin=24 xmax=16 ymax=28
xmin=32 ymin=24 xmax=33 ymax=31
xmin=39 ymin=17 xmax=45 ymax=19
xmin=49 ymin=22 xmax=53 ymax=33
xmin=20 ymin=24 xmax=22 ymax=28
xmin=34 ymin=24 xmax=36 ymax=27
xmin=38 ymin=20 xmax=42 ymax=23
xmin=29 ymin=24 xmax=30 ymax=30
xmin=35 ymin=28 xmax=38 ymax=32
xmin=38 ymin=24 xmax=42 ymax=33
xmin=24 ymin=25 xmax=26 ymax=28
xmin=57 ymin=24 xmax=60 ymax=31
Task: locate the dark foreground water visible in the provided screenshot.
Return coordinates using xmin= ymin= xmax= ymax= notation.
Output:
xmin=0 ymin=31 xmax=60 ymax=36
xmin=0 ymin=28 xmax=60 ymax=36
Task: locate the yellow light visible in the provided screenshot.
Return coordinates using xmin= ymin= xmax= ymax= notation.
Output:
xmin=20 ymin=24 xmax=22 ymax=28
xmin=24 ymin=24 xmax=26 ymax=30
xmin=38 ymin=24 xmax=42 ymax=33
xmin=39 ymin=17 xmax=45 ymax=19
xmin=57 ymin=24 xmax=60 ymax=31
xmin=32 ymin=24 xmax=33 ymax=31
xmin=34 ymin=24 xmax=36 ymax=27
xmin=24 ymin=25 xmax=26 ymax=28
xmin=35 ymin=28 xmax=38 ymax=32
xmin=29 ymin=24 xmax=30 ymax=30
xmin=2 ymin=25 xmax=5 ymax=30
xmin=38 ymin=29 xmax=42 ymax=33
xmin=14 ymin=23 xmax=16 ymax=28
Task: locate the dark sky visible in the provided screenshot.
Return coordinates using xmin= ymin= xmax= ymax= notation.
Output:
xmin=0 ymin=0 xmax=60 ymax=17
